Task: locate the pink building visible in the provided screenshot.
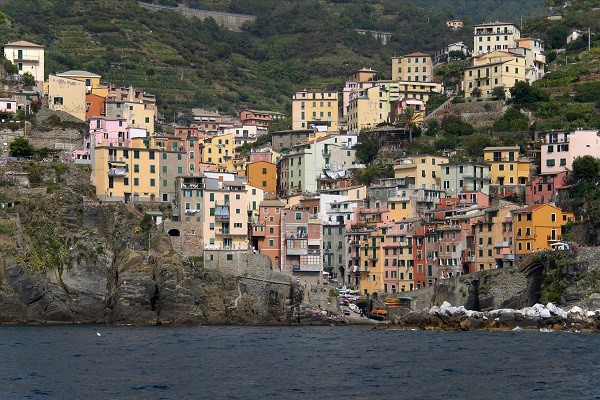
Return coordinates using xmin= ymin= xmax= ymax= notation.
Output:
xmin=0 ymin=98 xmax=17 ymax=114
xmin=541 ymin=130 xmax=600 ymax=174
xmin=525 ymin=171 xmax=568 ymax=204
xmin=252 ymin=199 xmax=285 ymax=269
xmin=280 ymin=207 xmax=323 ymax=287
xmin=73 ymin=117 xmax=129 ymax=161
xmin=458 ymin=191 xmax=490 ymax=207
xmin=249 ymin=149 xmax=274 ymax=163
xmin=172 ymin=127 xmax=212 ymax=174
xmin=239 ymin=109 xmax=284 ymax=130
xmin=389 ymin=98 xmax=425 ymax=124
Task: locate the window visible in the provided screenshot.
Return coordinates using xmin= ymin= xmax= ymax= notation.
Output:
xmin=133 ymin=164 xmax=139 ymax=173
xmin=150 ymin=165 xmax=155 ymax=173
xmin=551 ymin=213 xmax=556 ymax=222
xmin=150 ymin=179 xmax=155 ymax=187
xmin=133 ymin=150 xmax=140 ymax=159
xmin=269 ymin=239 xmax=274 ymax=247
xmin=295 ymin=212 xmax=302 ymax=220
xmin=53 ymin=97 xmax=63 ymax=105
xmin=546 ymin=159 xmax=555 ymax=167
xmin=133 ymin=178 xmax=139 ymax=186
xmin=149 ymin=151 xmax=155 ymax=160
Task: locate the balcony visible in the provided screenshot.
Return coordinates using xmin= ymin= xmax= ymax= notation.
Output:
xmin=216 ymin=228 xmax=230 ymax=235
xmin=287 ymin=245 xmax=308 ymax=255
xmin=494 ymin=241 xmax=510 ymax=248
xmin=292 ymin=264 xmax=322 ymax=272
xmin=108 ymin=168 xmax=126 ymax=177
xmin=108 ymin=156 xmax=127 ymax=164
xmin=215 ymin=205 xmax=230 ymax=221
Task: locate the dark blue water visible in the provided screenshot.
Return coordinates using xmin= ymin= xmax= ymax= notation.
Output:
xmin=1 ymin=325 xmax=599 ymax=399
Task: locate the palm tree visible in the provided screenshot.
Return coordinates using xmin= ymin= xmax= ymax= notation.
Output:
xmin=395 ymin=106 xmax=424 ymax=141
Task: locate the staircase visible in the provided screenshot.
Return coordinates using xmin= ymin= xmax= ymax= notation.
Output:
xmin=424 ymin=96 xmax=455 ymax=122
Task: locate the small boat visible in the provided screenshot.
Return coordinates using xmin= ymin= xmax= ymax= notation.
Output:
xmin=348 ymin=303 xmax=357 ymax=311
xmin=371 ymin=309 xmax=387 ymax=316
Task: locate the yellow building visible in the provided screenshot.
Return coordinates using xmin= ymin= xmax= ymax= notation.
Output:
xmin=347 ymin=85 xmax=389 ymax=134
xmin=94 ymin=136 xmax=164 ymax=202
xmin=512 ymin=204 xmax=574 ymax=260
xmin=201 ymin=132 xmax=236 ymax=173
xmin=359 ymin=229 xmax=385 ymax=295
xmin=387 ymin=194 xmax=413 ymax=222
xmin=48 ymin=74 xmax=86 ymax=120
xmin=393 ymin=155 xmax=448 ymax=189
xmin=55 ymin=70 xmax=102 ymax=93
xmin=464 ymin=50 xmax=526 ymax=99
xmin=483 ymin=146 xmax=530 ymax=186
xmin=291 ymin=90 xmax=338 ymax=132
xmin=391 ymin=52 xmax=434 ymax=82
xmin=473 ymin=22 xmax=520 ymax=55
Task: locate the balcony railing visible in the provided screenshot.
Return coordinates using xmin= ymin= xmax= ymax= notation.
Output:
xmin=292 ymin=264 xmax=321 ymax=272
xmin=108 ymin=168 xmax=126 ymax=177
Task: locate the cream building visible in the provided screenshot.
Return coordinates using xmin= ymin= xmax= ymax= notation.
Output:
xmin=105 ymin=99 xmax=155 ymax=135
xmin=55 ymin=70 xmax=101 ymax=93
xmin=473 ymin=22 xmax=520 ymax=55
xmin=393 ymin=155 xmax=448 ymax=190
xmin=347 ymin=85 xmax=390 ymax=134
xmin=292 ymin=90 xmax=338 ymax=132
xmin=463 ymin=50 xmax=526 ymax=99
xmin=391 ymin=53 xmax=434 ymax=82
xmin=48 ymin=74 xmax=86 ymax=120
xmin=3 ymin=40 xmax=45 ymax=84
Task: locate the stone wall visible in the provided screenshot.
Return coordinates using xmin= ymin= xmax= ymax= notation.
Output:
xmin=139 ymin=2 xmax=255 ymax=32
xmin=163 ymin=220 xmax=204 ymax=257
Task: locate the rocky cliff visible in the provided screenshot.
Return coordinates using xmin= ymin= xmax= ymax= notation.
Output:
xmin=0 ymin=161 xmax=295 ymax=325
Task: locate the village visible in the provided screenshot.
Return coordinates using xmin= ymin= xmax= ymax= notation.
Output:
xmin=0 ymin=19 xmax=593 ymax=300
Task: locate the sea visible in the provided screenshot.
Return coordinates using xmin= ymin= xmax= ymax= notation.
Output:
xmin=1 ymin=325 xmax=599 ymax=400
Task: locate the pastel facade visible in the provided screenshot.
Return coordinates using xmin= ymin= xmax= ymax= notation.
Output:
xmin=280 ymin=208 xmax=323 ymax=287
xmin=473 ymin=22 xmax=520 ymax=55
xmin=3 ymin=40 xmax=45 ymax=84
xmin=393 ymin=155 xmax=448 ymax=190
xmin=342 ymin=68 xmax=377 ymax=116
xmin=442 ymin=162 xmax=491 ymax=196
xmin=203 ymin=178 xmax=250 ymax=250
xmin=48 ymin=74 xmax=86 ymax=120
xmin=513 ymin=37 xmax=546 ymax=81
xmin=239 ymin=109 xmax=284 ymax=131
xmin=483 ymin=147 xmax=530 ymax=186
xmin=200 ymin=132 xmax=236 ymax=172
xmin=291 ymin=90 xmax=338 ymax=132
xmin=391 ymin=53 xmax=434 ymax=82
xmin=252 ymin=199 xmax=285 ymax=269
xmin=55 ymin=70 xmax=101 ymax=93
xmin=525 ymin=172 xmax=568 ymax=205
xmin=464 ymin=50 xmax=526 ymax=99
xmin=221 ymin=125 xmax=258 ymax=146
xmin=541 ymin=130 xmax=600 ymax=175
xmin=105 ymin=99 xmax=155 ymax=135
xmin=346 ymin=85 xmax=389 ymax=134
xmin=86 ymin=93 xmax=105 ymax=119
xmin=0 ymin=98 xmax=17 ymax=113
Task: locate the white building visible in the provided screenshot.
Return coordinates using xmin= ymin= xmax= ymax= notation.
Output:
xmin=3 ymin=40 xmax=45 ymax=86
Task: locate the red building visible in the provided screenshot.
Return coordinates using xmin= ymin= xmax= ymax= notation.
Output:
xmin=525 ymin=171 xmax=568 ymax=204
xmin=240 ymin=109 xmax=284 ymax=130
xmin=252 ymin=199 xmax=285 ymax=269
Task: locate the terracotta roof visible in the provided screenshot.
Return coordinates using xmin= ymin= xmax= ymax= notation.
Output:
xmin=4 ymin=40 xmax=44 ymax=48
xmin=405 ymin=52 xmax=431 ymax=57
xmin=260 ymin=199 xmax=286 ymax=207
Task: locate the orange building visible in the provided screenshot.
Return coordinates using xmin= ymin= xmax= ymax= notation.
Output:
xmin=246 ymin=161 xmax=277 ymax=196
xmin=86 ymin=93 xmax=105 ymax=119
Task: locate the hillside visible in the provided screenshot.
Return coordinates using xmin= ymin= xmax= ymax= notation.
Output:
xmin=0 ymin=0 xmax=547 ymax=119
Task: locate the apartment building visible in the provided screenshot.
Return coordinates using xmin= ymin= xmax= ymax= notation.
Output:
xmin=48 ymin=74 xmax=86 ymax=120
xmin=442 ymin=162 xmax=491 ymax=196
xmin=252 ymin=199 xmax=285 ymax=269
xmin=540 ymin=130 xmax=600 ymax=175
xmin=391 ymin=52 xmax=434 ymax=82
xmin=483 ymin=146 xmax=530 ymax=186
xmin=3 ymin=40 xmax=45 ymax=84
xmin=280 ymin=208 xmax=323 ymax=287
xmin=291 ymin=90 xmax=339 ymax=132
xmin=473 ymin=22 xmax=520 ymax=55
xmin=464 ymin=50 xmax=527 ymax=99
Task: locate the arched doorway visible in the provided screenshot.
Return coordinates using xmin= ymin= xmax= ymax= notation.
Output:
xmin=168 ymin=229 xmax=180 ymax=237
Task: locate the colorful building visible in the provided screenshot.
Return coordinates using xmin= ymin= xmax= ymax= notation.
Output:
xmin=391 ymin=52 xmax=434 ymax=82
xmin=291 ymin=90 xmax=339 ymax=132
xmin=483 ymin=146 xmax=530 ymax=186
xmin=48 ymin=74 xmax=86 ymax=120
xmin=252 ymin=199 xmax=285 ymax=269
xmin=246 ymin=161 xmax=276 ymax=196
xmin=541 ymin=130 xmax=600 ymax=175
xmin=512 ymin=203 xmax=574 ymax=261
xmin=473 ymin=22 xmax=520 ymax=55
xmin=463 ymin=50 xmax=526 ymax=99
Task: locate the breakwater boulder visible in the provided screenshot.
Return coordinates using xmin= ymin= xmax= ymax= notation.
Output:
xmin=392 ymin=301 xmax=600 ymax=332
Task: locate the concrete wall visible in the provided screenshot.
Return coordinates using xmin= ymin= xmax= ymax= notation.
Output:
xmin=139 ymin=2 xmax=255 ymax=32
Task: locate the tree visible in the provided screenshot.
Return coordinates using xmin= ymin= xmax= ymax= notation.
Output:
xmin=471 ymin=87 xmax=482 ymax=98
xmin=572 ymin=155 xmax=600 ymax=182
xmin=395 ymin=106 xmax=423 ymax=141
xmin=267 ymin=117 xmax=291 ymax=133
xmin=492 ymin=106 xmax=530 ymax=132
xmin=510 ymin=81 xmax=549 ymax=107
xmin=21 ymin=72 xmax=35 ymax=87
xmin=9 ymin=137 xmax=34 ymax=157
xmin=354 ymin=130 xmax=379 ymax=163
xmin=440 ymin=115 xmax=475 ymax=136
xmin=491 ymin=86 xmax=506 ymax=100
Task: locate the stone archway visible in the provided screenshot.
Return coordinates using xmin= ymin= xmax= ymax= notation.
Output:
xmin=168 ymin=228 xmax=180 ymax=237
xmin=339 ymin=266 xmax=345 ymax=284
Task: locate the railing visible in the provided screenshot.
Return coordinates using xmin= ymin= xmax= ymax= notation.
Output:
xmin=217 ymin=228 xmax=230 ymax=235
xmin=287 ymin=247 xmax=308 ymax=255
xmin=108 ymin=168 xmax=126 ymax=177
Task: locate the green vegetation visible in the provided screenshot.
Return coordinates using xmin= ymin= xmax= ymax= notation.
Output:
xmin=9 ymin=137 xmax=34 ymax=157
xmin=0 ymin=0 xmax=548 ymax=118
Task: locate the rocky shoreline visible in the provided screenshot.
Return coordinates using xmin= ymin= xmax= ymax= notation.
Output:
xmin=383 ymin=301 xmax=600 ymax=332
